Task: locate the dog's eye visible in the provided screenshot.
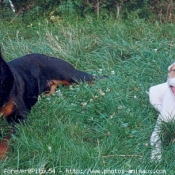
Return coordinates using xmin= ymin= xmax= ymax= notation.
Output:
xmin=173 ymin=69 xmax=175 ymax=71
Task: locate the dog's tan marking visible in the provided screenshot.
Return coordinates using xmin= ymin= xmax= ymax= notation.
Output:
xmin=45 ymin=80 xmax=71 ymax=95
xmin=0 ymin=101 xmax=16 ymax=118
xmin=0 ymin=128 xmax=14 ymax=161
xmin=168 ymin=63 xmax=175 ymax=78
xmin=0 ymin=135 xmax=11 ymax=160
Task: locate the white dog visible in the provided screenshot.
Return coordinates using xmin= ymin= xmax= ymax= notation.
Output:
xmin=149 ymin=63 xmax=175 ymax=161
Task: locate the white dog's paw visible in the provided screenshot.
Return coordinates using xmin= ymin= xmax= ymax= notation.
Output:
xmin=151 ymin=150 xmax=162 ymax=162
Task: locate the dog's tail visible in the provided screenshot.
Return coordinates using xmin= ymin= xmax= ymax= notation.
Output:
xmin=72 ymin=69 xmax=95 ymax=83
xmin=72 ymin=69 xmax=108 ymax=84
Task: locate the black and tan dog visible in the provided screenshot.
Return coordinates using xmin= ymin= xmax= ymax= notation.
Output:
xmin=0 ymin=52 xmax=95 ymax=159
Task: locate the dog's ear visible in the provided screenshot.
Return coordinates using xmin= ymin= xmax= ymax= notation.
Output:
xmin=0 ymin=51 xmax=8 ymax=70
xmin=0 ymin=48 xmax=5 ymax=61
xmin=168 ymin=63 xmax=175 ymax=71
xmin=0 ymin=52 xmax=13 ymax=77
xmin=0 ymin=52 xmax=14 ymax=106
xmin=0 ymin=49 xmax=4 ymax=65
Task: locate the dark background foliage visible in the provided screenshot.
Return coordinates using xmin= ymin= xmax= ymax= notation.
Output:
xmin=1 ymin=0 xmax=175 ymax=22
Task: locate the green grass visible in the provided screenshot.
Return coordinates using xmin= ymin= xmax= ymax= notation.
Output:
xmin=0 ymin=16 xmax=175 ymax=174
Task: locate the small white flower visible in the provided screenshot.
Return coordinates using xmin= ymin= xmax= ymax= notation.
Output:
xmin=118 ymin=105 xmax=124 ymax=109
xmin=145 ymin=143 xmax=149 ymax=147
xmin=81 ymin=102 xmax=87 ymax=107
xmin=93 ymin=95 xmax=98 ymax=99
xmin=48 ymin=146 xmax=52 ymax=152
xmin=110 ymin=112 xmax=115 ymax=119
xmin=69 ymin=85 xmax=73 ymax=90
xmin=106 ymin=88 xmax=110 ymax=92
xmin=89 ymin=98 xmax=93 ymax=102
xmin=46 ymin=97 xmax=51 ymax=101
xmin=56 ymin=90 xmax=63 ymax=98
xmin=99 ymin=89 xmax=105 ymax=96
xmin=99 ymin=69 xmax=103 ymax=74
xmin=111 ymin=70 xmax=115 ymax=75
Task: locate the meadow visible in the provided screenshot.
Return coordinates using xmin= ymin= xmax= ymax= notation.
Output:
xmin=0 ymin=16 xmax=175 ymax=174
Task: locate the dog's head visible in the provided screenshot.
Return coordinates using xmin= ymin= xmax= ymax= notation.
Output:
xmin=0 ymin=52 xmax=16 ymax=118
xmin=168 ymin=63 xmax=175 ymax=95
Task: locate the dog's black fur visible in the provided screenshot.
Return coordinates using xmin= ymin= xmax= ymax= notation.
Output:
xmin=0 ymin=52 xmax=94 ymax=124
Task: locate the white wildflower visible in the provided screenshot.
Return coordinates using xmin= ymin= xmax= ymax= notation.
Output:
xmin=81 ymin=102 xmax=87 ymax=107
xmin=89 ymin=98 xmax=93 ymax=102
xmin=69 ymin=85 xmax=73 ymax=90
xmin=99 ymin=69 xmax=103 ymax=74
xmin=106 ymin=88 xmax=110 ymax=92
xmin=111 ymin=70 xmax=115 ymax=75
xmin=99 ymin=89 xmax=105 ymax=96
xmin=46 ymin=97 xmax=51 ymax=101
xmin=48 ymin=146 xmax=52 ymax=152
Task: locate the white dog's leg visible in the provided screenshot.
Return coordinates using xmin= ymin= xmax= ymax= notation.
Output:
xmin=150 ymin=87 xmax=175 ymax=161
xmin=149 ymin=83 xmax=167 ymax=161
xmin=150 ymin=117 xmax=162 ymax=161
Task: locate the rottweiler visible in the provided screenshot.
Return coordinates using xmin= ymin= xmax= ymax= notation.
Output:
xmin=0 ymin=52 xmax=95 ymax=159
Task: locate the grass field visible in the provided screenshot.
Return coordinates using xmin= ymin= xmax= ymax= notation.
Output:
xmin=0 ymin=16 xmax=175 ymax=174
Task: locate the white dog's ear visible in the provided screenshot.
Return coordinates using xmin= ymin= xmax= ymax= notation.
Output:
xmin=168 ymin=63 xmax=175 ymax=71
xmin=168 ymin=65 xmax=172 ymax=71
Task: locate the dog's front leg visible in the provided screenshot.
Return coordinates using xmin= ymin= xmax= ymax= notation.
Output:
xmin=150 ymin=117 xmax=162 ymax=161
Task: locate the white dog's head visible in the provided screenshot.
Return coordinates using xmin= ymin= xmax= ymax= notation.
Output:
xmin=168 ymin=63 xmax=175 ymax=95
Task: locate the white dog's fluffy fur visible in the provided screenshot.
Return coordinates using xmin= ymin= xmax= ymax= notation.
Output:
xmin=149 ymin=63 xmax=175 ymax=161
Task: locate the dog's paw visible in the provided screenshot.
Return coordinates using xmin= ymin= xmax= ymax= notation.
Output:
xmin=151 ymin=150 xmax=162 ymax=162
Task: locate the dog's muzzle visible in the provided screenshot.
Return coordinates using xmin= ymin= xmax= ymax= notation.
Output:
xmin=168 ymin=77 xmax=175 ymax=95
xmin=170 ymin=86 xmax=175 ymax=95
